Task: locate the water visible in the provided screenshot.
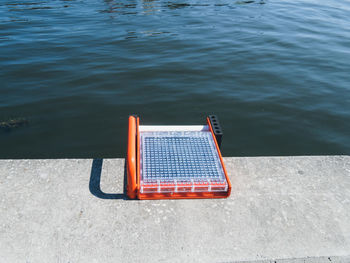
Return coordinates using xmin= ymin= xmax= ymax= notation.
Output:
xmin=1 ymin=0 xmax=349 ymax=158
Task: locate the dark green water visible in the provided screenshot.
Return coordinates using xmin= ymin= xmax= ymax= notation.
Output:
xmin=1 ymin=0 xmax=349 ymax=158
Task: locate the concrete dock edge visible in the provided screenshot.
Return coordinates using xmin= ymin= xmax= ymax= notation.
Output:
xmin=1 ymin=156 xmax=349 ymax=262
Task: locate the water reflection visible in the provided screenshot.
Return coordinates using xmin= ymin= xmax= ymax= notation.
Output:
xmin=140 ymin=30 xmax=171 ymax=36
xmin=5 ymin=2 xmax=49 ymax=6
xmin=102 ymin=0 xmax=163 ymax=15
xmin=6 ymin=1 xmax=52 ymax=11
xmin=3 ymin=0 xmax=75 ymax=11
xmin=99 ymin=0 xmax=268 ymax=18
xmin=235 ymin=0 xmax=266 ymax=4
xmin=125 ymin=31 xmax=138 ymax=39
xmin=165 ymin=2 xmax=190 ymax=9
xmin=124 ymin=29 xmax=172 ymax=39
xmin=102 ymin=0 xmax=137 ymax=14
xmin=141 ymin=0 xmax=161 ymax=14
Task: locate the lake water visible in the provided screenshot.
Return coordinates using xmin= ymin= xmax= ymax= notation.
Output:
xmin=1 ymin=0 xmax=349 ymax=158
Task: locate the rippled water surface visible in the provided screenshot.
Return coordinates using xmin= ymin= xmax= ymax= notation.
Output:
xmin=1 ymin=0 xmax=350 ymax=158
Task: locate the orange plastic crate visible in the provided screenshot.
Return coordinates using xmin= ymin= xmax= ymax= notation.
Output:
xmin=127 ymin=115 xmax=231 ymax=200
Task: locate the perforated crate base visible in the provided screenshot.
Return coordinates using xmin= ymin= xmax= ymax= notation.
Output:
xmin=140 ymin=130 xmax=228 ymax=194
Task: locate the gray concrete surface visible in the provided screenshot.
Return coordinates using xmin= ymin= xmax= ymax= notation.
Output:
xmin=233 ymin=256 xmax=350 ymax=263
xmin=0 ymin=156 xmax=350 ymax=263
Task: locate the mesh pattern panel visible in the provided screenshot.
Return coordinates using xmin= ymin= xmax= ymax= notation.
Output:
xmin=140 ymin=131 xmax=226 ymax=186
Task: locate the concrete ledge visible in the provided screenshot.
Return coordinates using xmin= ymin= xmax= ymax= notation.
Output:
xmin=0 ymin=156 xmax=350 ymax=262
xmin=233 ymin=256 xmax=350 ymax=263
